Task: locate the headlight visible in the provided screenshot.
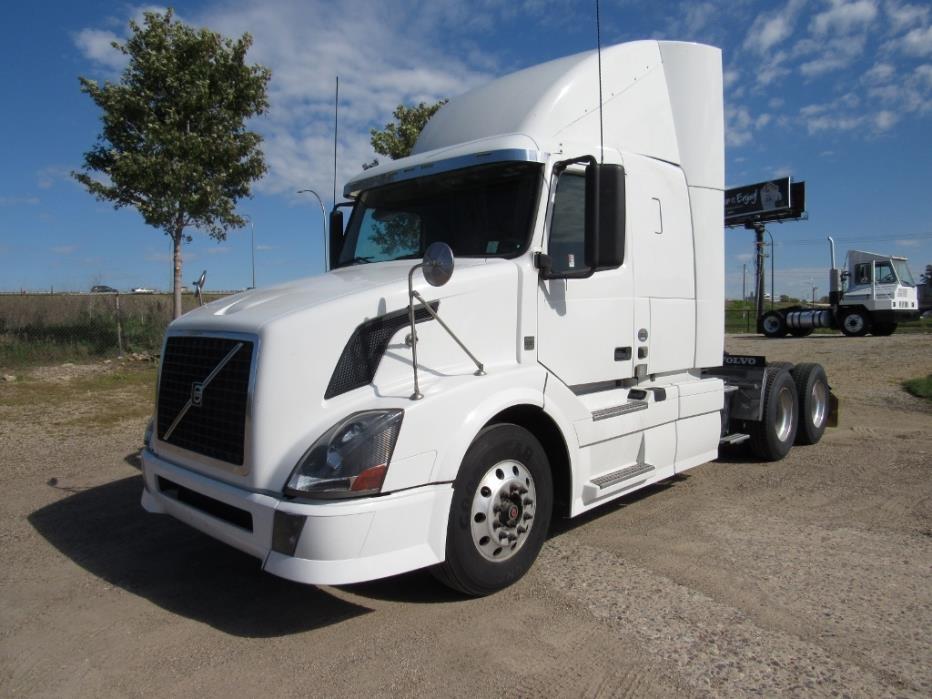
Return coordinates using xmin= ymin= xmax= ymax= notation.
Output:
xmin=284 ymin=410 xmax=403 ymax=499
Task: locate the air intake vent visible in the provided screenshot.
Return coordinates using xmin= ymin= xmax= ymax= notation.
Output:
xmin=157 ymin=336 xmax=253 ymax=465
xmin=326 ymin=304 xmax=437 ymax=399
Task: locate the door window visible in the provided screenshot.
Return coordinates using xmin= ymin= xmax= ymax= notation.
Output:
xmin=548 ymin=173 xmax=588 ymax=275
xmin=874 ymin=261 xmax=896 ymax=284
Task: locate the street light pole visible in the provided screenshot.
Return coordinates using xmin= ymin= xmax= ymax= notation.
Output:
xmin=243 ymin=214 xmax=256 ymax=288
xmin=297 ymin=189 xmax=329 ymax=271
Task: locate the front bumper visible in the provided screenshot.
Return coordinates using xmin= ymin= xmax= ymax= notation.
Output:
xmin=141 ymin=448 xmax=453 ymax=585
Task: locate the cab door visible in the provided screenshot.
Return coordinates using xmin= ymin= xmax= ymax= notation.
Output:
xmin=537 ymin=168 xmax=634 ymax=387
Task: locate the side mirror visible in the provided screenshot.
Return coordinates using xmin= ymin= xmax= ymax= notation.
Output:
xmin=586 ymin=163 xmax=625 ymax=269
xmin=193 ymin=270 xmax=207 ymax=306
xmin=328 ymin=209 xmax=344 ymax=269
xmin=422 ymin=242 xmax=454 ymax=287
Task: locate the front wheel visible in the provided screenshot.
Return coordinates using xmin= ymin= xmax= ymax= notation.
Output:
xmin=840 ymin=310 xmax=870 ymax=336
xmin=432 ymin=423 xmax=553 ymax=596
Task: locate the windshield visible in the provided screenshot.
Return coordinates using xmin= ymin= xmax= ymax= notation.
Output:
xmin=337 ymin=162 xmax=542 ymax=267
xmin=892 ymin=259 xmax=915 ymax=286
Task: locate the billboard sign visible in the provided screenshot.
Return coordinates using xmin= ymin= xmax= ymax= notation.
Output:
xmin=725 ymin=177 xmax=792 ymax=224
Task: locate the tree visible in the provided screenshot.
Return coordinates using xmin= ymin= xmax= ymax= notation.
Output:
xmin=74 ymin=9 xmax=271 ymax=318
xmin=369 ymin=99 xmax=448 ymax=162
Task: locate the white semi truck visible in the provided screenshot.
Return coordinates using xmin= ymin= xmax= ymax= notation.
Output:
xmin=760 ymin=238 xmax=921 ymax=337
xmin=141 ymin=40 xmax=835 ymax=595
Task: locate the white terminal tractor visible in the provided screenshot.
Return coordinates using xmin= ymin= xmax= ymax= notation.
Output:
xmin=141 ymin=40 xmax=836 ymax=596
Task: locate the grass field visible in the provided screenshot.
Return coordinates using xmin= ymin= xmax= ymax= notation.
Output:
xmin=0 ymin=293 xmax=228 ymax=368
xmin=0 ymin=293 xmax=928 ymax=369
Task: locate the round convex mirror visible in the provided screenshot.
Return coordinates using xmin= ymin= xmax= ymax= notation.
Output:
xmin=422 ymin=242 xmax=454 ymax=287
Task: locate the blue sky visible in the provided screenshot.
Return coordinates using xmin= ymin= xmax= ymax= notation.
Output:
xmin=1 ymin=0 xmax=930 ymax=300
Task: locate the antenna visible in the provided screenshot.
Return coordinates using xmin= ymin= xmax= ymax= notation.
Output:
xmin=332 ymin=76 xmax=339 ymax=209
xmin=595 ymin=0 xmax=604 ymax=165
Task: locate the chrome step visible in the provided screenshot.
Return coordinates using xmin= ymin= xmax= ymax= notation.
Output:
xmin=720 ymin=432 xmax=750 ymax=445
xmin=591 ymin=462 xmax=655 ymax=489
xmin=592 ymin=400 xmax=648 ymax=421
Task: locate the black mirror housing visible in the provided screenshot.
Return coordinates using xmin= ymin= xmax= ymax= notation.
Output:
xmin=328 ymin=209 xmax=344 ymax=269
xmin=590 ymin=164 xmax=625 ymax=269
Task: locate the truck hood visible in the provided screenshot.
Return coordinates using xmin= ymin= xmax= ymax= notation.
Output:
xmin=159 ymin=257 xmax=522 ymax=490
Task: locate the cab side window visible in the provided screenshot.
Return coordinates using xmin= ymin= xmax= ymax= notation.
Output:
xmin=548 ymin=173 xmax=587 ymax=275
xmin=854 ymin=262 xmax=871 ymax=285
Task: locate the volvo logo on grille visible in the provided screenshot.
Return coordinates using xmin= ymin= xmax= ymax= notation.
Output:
xmin=191 ymin=382 xmax=205 ymax=407
xmin=162 ymin=341 xmax=244 ymax=441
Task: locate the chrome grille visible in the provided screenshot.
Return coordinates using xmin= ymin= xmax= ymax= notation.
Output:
xmin=157 ymin=336 xmax=253 ymax=465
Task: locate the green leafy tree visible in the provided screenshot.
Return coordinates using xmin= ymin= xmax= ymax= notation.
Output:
xmin=369 ymin=99 xmax=448 ymax=162
xmin=74 ymin=9 xmax=271 ymax=318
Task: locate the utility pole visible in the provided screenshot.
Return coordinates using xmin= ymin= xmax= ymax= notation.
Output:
xmin=745 ymin=221 xmax=766 ymax=331
xmin=742 ymin=263 xmax=747 ymax=302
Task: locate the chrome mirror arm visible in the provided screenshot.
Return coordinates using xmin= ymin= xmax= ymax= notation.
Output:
xmin=406 ymin=243 xmax=485 ymax=401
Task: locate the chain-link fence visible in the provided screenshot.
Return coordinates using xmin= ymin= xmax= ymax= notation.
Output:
xmin=0 ymin=292 xmax=230 ymax=368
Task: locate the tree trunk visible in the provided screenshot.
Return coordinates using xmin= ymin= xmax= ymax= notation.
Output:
xmin=172 ymin=231 xmax=183 ymax=320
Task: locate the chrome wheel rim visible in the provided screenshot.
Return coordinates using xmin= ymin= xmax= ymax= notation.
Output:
xmin=470 ymin=460 xmax=537 ymax=562
xmin=776 ymin=386 xmax=795 ymax=443
xmin=810 ymin=380 xmax=828 ymax=428
xmin=763 ymin=316 xmax=781 ymax=334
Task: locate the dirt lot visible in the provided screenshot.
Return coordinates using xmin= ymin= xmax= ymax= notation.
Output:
xmin=1 ymin=334 xmax=930 ymax=697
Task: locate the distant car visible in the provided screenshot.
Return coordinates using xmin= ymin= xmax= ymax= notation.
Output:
xmin=132 ymin=287 xmax=156 ymax=294
xmin=90 ymin=285 xmax=118 ymax=293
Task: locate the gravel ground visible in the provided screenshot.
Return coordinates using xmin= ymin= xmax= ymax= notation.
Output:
xmin=1 ymin=334 xmax=930 ymax=697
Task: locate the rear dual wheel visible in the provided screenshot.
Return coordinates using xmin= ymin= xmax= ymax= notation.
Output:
xmin=761 ymin=311 xmax=787 ymax=338
xmin=748 ymin=368 xmax=798 ymax=460
xmin=792 ymin=363 xmax=830 ymax=445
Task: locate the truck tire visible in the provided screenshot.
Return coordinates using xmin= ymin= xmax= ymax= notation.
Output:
xmin=761 ymin=311 xmax=787 ymax=338
xmin=432 ymin=423 xmax=553 ymax=596
xmin=791 ymin=363 xmax=829 ymax=445
xmin=872 ymin=322 xmax=897 ymax=336
xmin=840 ymin=310 xmax=870 ymax=337
xmin=748 ymin=368 xmax=798 ymax=461
xmin=789 ymin=327 xmax=813 ymax=337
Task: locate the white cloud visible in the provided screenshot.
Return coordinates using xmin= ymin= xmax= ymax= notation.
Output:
xmin=901 ymin=24 xmax=932 ymax=56
xmin=873 ymin=109 xmax=899 ymax=130
xmin=206 ymin=246 xmax=232 ymax=255
xmin=916 ymin=64 xmax=932 ymax=87
xmin=73 ymin=28 xmax=126 ymax=72
xmin=723 ymin=68 xmax=740 ymax=89
xmin=51 ymin=245 xmax=77 ymax=255
xmin=255 ymin=244 xmax=276 ymax=251
xmin=885 ymin=1 xmax=930 ymax=32
xmin=37 ymin=165 xmax=73 ymax=190
xmin=864 ymin=61 xmax=896 ymax=82
xmin=811 ymin=0 xmax=879 ymax=35
xmin=895 ymin=238 xmax=920 ymax=247
xmin=745 ymin=13 xmax=793 ymax=54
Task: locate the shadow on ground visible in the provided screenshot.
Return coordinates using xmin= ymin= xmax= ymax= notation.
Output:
xmin=29 ymin=473 xmax=375 ymax=637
